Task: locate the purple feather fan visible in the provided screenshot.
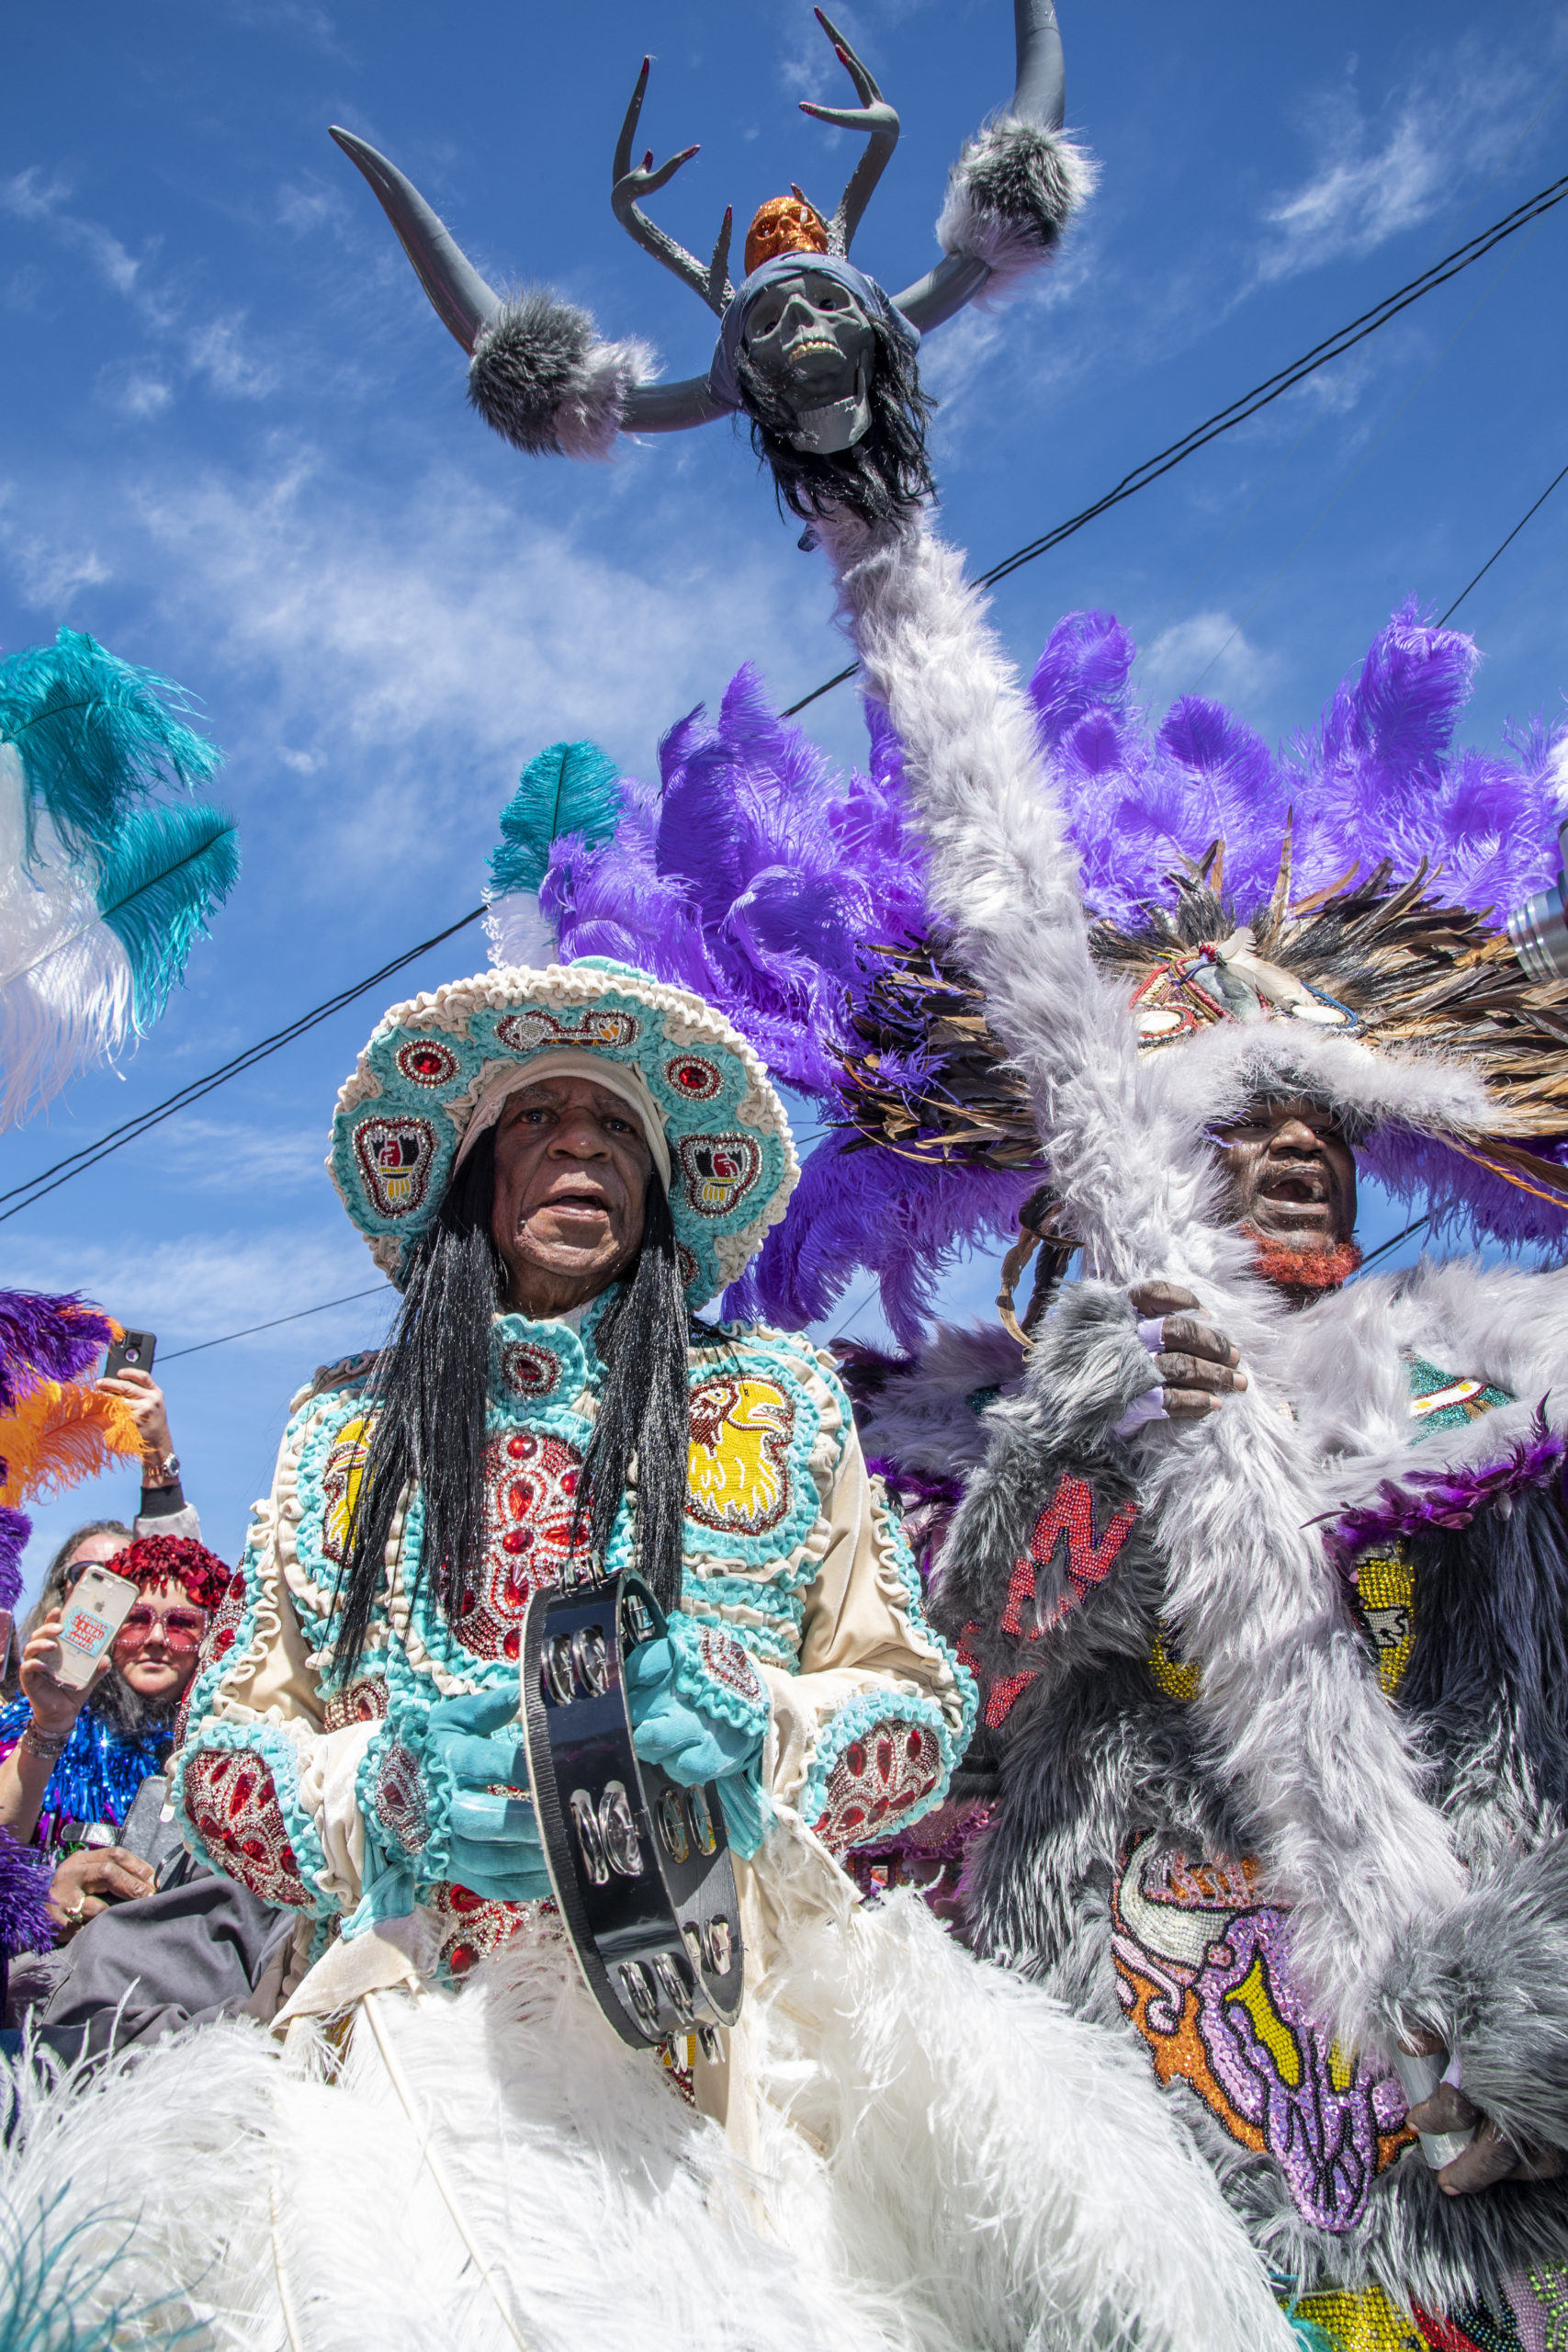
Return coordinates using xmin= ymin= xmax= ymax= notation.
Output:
xmin=0 ymin=1826 xmax=57 ymax=1958
xmin=547 ymin=665 xmax=929 ymax=1099
xmin=542 ymin=605 xmax=1568 ymax=1341
xmin=0 ymin=1290 xmax=115 ymax=1418
xmin=1035 ymin=599 xmax=1563 ymax=925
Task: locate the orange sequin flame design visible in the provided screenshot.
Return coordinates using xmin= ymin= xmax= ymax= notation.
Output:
xmin=743 ymin=191 xmax=829 ymax=277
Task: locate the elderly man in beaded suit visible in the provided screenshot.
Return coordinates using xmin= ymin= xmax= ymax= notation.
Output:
xmin=30 ymin=951 xmax=1288 ymax=2352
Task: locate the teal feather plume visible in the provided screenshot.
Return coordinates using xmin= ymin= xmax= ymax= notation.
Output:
xmin=95 ymin=803 xmax=240 ymax=1031
xmin=489 ymin=741 xmax=623 ymax=899
xmin=0 ymin=628 xmax=220 ymax=868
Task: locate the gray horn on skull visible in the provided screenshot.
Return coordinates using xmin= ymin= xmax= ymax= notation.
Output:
xmin=330 ymin=2 xmax=1094 ymax=519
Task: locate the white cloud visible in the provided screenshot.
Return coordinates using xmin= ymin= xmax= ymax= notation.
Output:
xmin=0 ymin=486 xmax=111 ymax=608
xmin=5 ymin=1227 xmax=378 ymax=1351
xmin=1256 ymin=46 xmax=1532 ymax=284
xmin=16 ymin=440 xmax=826 ymax=885
xmin=2 ymin=169 xmax=144 ymax=298
xmin=136 ymin=1114 xmax=329 ymax=1194
xmin=2 ymin=167 xmax=277 ymax=407
xmin=186 ymin=317 xmax=279 ymax=401
xmin=110 ymin=371 xmax=175 ymax=421
xmin=1135 ymin=610 xmax=1274 ymax=709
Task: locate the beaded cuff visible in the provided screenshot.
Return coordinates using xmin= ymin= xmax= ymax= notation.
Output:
xmin=356 ymin=1703 xmax=458 ymax=1895
xmin=663 ymin=1610 xmax=772 ymax=1745
xmin=795 ymin=1687 xmax=956 ymax=1854
xmin=172 ymin=1716 xmax=336 ymax=1918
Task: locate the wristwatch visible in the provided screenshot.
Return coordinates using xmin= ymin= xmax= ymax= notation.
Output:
xmin=141 ymin=1451 xmax=181 ymax=1488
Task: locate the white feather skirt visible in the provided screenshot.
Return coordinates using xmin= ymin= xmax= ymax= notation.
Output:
xmin=0 ymin=1894 xmax=1294 ymax=2352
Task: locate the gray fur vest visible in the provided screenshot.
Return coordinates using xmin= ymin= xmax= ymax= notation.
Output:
xmin=930 ymin=1265 xmax=1568 ymax=2311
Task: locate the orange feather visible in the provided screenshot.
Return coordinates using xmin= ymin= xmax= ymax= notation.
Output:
xmin=0 ymin=1381 xmax=142 ymax=1508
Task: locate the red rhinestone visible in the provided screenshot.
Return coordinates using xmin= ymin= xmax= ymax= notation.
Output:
xmin=502 ymin=1529 xmax=531 ymax=1555
xmin=504 ymin=1629 xmax=521 ymax=1660
xmin=507 ymin=1435 xmax=530 ymax=1459
xmin=448 ymin=1943 xmax=476 ymax=1975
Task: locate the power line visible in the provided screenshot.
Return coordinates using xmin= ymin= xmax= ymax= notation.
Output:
xmin=1440 ymin=457 xmax=1568 ymax=625
xmin=1356 ymin=1212 xmax=1431 ymax=1274
xmin=782 ymin=165 xmax=1568 ymax=718
xmin=160 ymin=1283 xmax=396 ymax=1363
xmin=0 ymin=903 xmax=485 ymax=1227
xmin=12 ymin=177 xmax=1568 ymax=1222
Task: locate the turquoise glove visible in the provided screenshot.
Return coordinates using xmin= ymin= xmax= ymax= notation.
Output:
xmin=343 ymin=1834 xmax=418 ymax=1941
xmin=626 ymin=1636 xmax=768 ymax=1855
xmin=428 ymin=1688 xmax=552 ymax=1905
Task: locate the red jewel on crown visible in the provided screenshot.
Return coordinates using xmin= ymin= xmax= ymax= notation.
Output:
xmin=666 ymin=1054 xmax=722 ymax=1102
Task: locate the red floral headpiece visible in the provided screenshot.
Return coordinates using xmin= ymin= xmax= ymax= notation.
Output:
xmin=109 ymin=1533 xmax=230 ymax=1613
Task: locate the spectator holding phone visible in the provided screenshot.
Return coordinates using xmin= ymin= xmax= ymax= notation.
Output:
xmin=0 ymin=1534 xmax=228 ymax=1870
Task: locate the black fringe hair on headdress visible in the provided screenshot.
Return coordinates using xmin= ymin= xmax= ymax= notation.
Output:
xmin=737 ymin=307 xmax=936 ymax=528
xmin=333 ymin=1126 xmax=691 ymax=1684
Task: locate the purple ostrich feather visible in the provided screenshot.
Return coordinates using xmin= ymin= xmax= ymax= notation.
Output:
xmin=539 ymin=605 xmax=1568 ymax=1340
xmin=0 ymin=1509 xmax=28 ymax=1613
xmin=0 ymin=1290 xmax=115 ymax=1418
xmin=1327 ymin=1413 xmax=1567 ymax=1576
xmin=0 ymin=1826 xmax=57 ymax=1958
xmin=728 ymin=1136 xmax=1036 ymax=1351
xmin=1034 ymin=600 xmax=1563 ymax=927
xmin=548 ymin=665 xmax=928 ymax=1100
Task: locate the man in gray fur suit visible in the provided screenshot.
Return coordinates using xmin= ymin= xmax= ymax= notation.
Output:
xmin=808 ymin=491 xmax=1568 ymax=2346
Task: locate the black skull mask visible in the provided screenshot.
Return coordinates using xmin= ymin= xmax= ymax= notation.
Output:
xmin=739 ymin=266 xmax=876 ymax=454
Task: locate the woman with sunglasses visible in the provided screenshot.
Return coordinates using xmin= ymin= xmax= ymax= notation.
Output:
xmin=0 ymin=1534 xmax=228 ymax=1936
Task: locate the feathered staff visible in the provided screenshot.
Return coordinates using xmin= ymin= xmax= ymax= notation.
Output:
xmin=0 ymin=628 xmax=237 ymax=1128
xmin=491 ymin=603 xmax=1566 ymax=1345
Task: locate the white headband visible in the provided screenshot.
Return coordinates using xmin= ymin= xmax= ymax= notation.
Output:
xmin=452 ymin=1048 xmax=673 ymax=1191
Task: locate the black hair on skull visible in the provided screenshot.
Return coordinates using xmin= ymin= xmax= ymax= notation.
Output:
xmin=737 ymin=305 xmax=936 ymax=527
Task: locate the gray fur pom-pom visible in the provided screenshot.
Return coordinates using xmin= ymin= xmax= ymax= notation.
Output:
xmin=936 ymin=119 xmax=1099 ymax=300
xmin=468 ymin=290 xmax=653 ymax=461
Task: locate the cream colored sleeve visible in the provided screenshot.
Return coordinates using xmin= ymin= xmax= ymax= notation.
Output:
xmin=761 ymin=1418 xmax=975 ymax=1851
xmin=170 ymin=1389 xmax=378 ymax=1921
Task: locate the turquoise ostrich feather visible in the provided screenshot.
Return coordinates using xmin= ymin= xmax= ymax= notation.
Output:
xmin=0 ymin=628 xmax=220 ymax=869
xmin=489 ymin=740 xmax=623 ymax=900
xmin=94 ymin=803 xmax=241 ymax=1032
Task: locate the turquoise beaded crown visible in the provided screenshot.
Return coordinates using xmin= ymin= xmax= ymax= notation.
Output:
xmin=328 ymin=958 xmax=798 ymax=1303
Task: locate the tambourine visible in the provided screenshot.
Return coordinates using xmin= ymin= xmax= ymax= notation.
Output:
xmin=521 ymin=1566 xmax=744 ymax=2055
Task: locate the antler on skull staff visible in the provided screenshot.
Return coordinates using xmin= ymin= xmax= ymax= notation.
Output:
xmin=610 ymin=55 xmax=734 ymax=319
xmin=330 ymin=0 xmax=1089 ymax=457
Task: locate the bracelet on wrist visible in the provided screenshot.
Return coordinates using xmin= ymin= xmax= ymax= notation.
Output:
xmin=22 ymin=1720 xmax=70 ymax=1763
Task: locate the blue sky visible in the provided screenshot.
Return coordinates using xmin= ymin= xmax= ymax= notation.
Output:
xmin=5 ymin=0 xmax=1567 ymax=1582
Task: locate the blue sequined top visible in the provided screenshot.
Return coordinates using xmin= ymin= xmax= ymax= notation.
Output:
xmin=0 ymin=1696 xmax=169 ymax=1845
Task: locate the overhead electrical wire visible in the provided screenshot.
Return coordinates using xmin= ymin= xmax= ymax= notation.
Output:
xmin=9 ymin=170 xmax=1568 ymax=1234
xmin=159 ymin=1283 xmax=397 ymax=1363
xmin=784 ymin=164 xmax=1568 ymax=718
xmin=1439 ymin=457 xmax=1568 ymax=625
xmin=0 ymin=904 xmax=485 ymax=1227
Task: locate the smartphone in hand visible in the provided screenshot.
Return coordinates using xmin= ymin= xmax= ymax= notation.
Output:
xmin=54 ymin=1566 xmax=139 ymax=1690
xmin=103 ymin=1329 xmax=156 ymax=1381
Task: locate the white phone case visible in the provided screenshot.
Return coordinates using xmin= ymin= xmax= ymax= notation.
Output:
xmin=54 ymin=1566 xmax=139 ymax=1690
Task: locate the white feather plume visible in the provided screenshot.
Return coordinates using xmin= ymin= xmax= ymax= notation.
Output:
xmin=0 ymin=745 xmax=137 ymax=1132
